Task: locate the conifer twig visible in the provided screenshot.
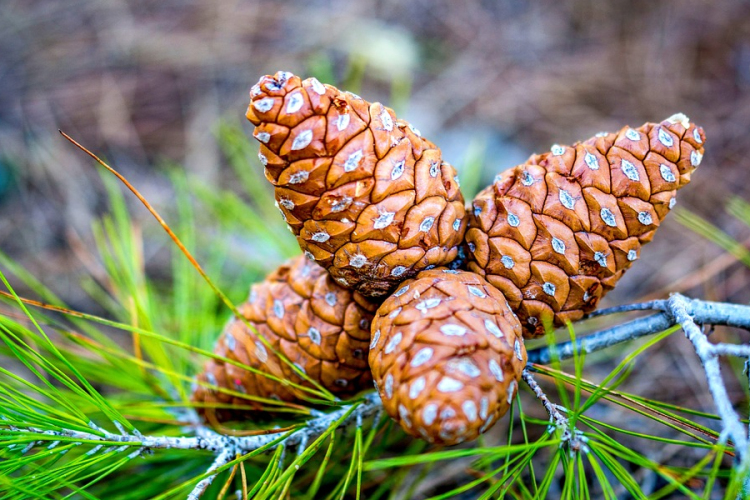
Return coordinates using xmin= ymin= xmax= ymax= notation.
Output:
xmin=187 ymin=449 xmax=233 ymax=500
xmin=666 ymin=294 xmax=749 ymax=462
xmin=4 ymin=294 xmax=750 ymax=495
xmin=521 ymin=368 xmax=585 ymax=452
xmin=521 ymin=369 xmax=568 ymax=430
xmin=527 ymin=294 xmax=750 ymax=364
xmin=1 ymin=393 xmax=383 ymax=456
xmin=527 ymin=293 xmax=750 ymax=464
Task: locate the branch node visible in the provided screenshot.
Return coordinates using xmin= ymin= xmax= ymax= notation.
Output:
xmin=522 ymin=369 xmax=585 ymax=452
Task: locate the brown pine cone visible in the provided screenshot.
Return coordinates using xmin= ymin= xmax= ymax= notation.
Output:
xmin=245 ymin=71 xmax=467 ymax=298
xmin=369 ymin=269 xmax=526 ymax=445
xmin=466 ymin=114 xmax=705 ymax=337
xmin=192 ymin=255 xmax=379 ymax=420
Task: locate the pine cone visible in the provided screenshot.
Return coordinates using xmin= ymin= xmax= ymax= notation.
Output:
xmin=369 ymin=269 xmax=526 ymax=445
xmin=466 ymin=114 xmax=705 ymax=337
xmin=245 ymin=71 xmax=467 ymax=298
xmin=192 ymin=255 xmax=378 ymax=420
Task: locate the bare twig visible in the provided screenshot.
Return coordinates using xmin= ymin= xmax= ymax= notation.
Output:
xmin=187 ymin=449 xmax=233 ymax=500
xmin=521 ymin=368 xmax=586 ymax=453
xmin=667 ymin=294 xmax=749 ymax=462
xmin=522 ymin=368 xmax=569 ymax=431
xmin=527 ymin=295 xmax=750 ymax=364
xmin=527 ymin=294 xmax=750 ymax=465
xmin=585 ymin=300 xmax=667 ymax=318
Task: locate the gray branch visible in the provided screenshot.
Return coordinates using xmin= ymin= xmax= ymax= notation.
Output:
xmin=527 ymin=293 xmax=750 ymax=464
xmin=1 ymin=392 xmax=382 ymax=458
xmin=187 ymin=449 xmax=233 ymax=500
xmin=527 ymin=295 xmax=750 ymax=364
xmin=522 ymin=368 xmax=570 ymax=432
xmin=667 ymin=295 xmax=749 ymax=462
xmin=521 ymin=368 xmax=587 ymax=453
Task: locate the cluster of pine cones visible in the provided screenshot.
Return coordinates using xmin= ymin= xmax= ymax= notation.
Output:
xmin=193 ymin=71 xmax=705 ymax=445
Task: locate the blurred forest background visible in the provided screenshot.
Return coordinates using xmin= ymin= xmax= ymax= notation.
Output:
xmin=1 ymin=1 xmax=750 ymax=495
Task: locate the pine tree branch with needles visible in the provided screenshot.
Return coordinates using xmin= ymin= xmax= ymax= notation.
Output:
xmin=4 ymin=294 xmax=750 ymax=497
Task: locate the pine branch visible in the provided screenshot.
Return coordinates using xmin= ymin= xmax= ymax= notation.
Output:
xmin=5 ymin=294 xmax=750 ymax=498
xmin=528 ymin=293 xmax=750 ymax=467
xmin=667 ymin=295 xmax=748 ymax=460
xmin=187 ymin=449 xmax=233 ymax=500
xmin=521 ymin=368 xmax=586 ymax=453
xmin=1 ymin=393 xmax=383 ymax=457
xmin=527 ymin=294 xmax=750 ymax=364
